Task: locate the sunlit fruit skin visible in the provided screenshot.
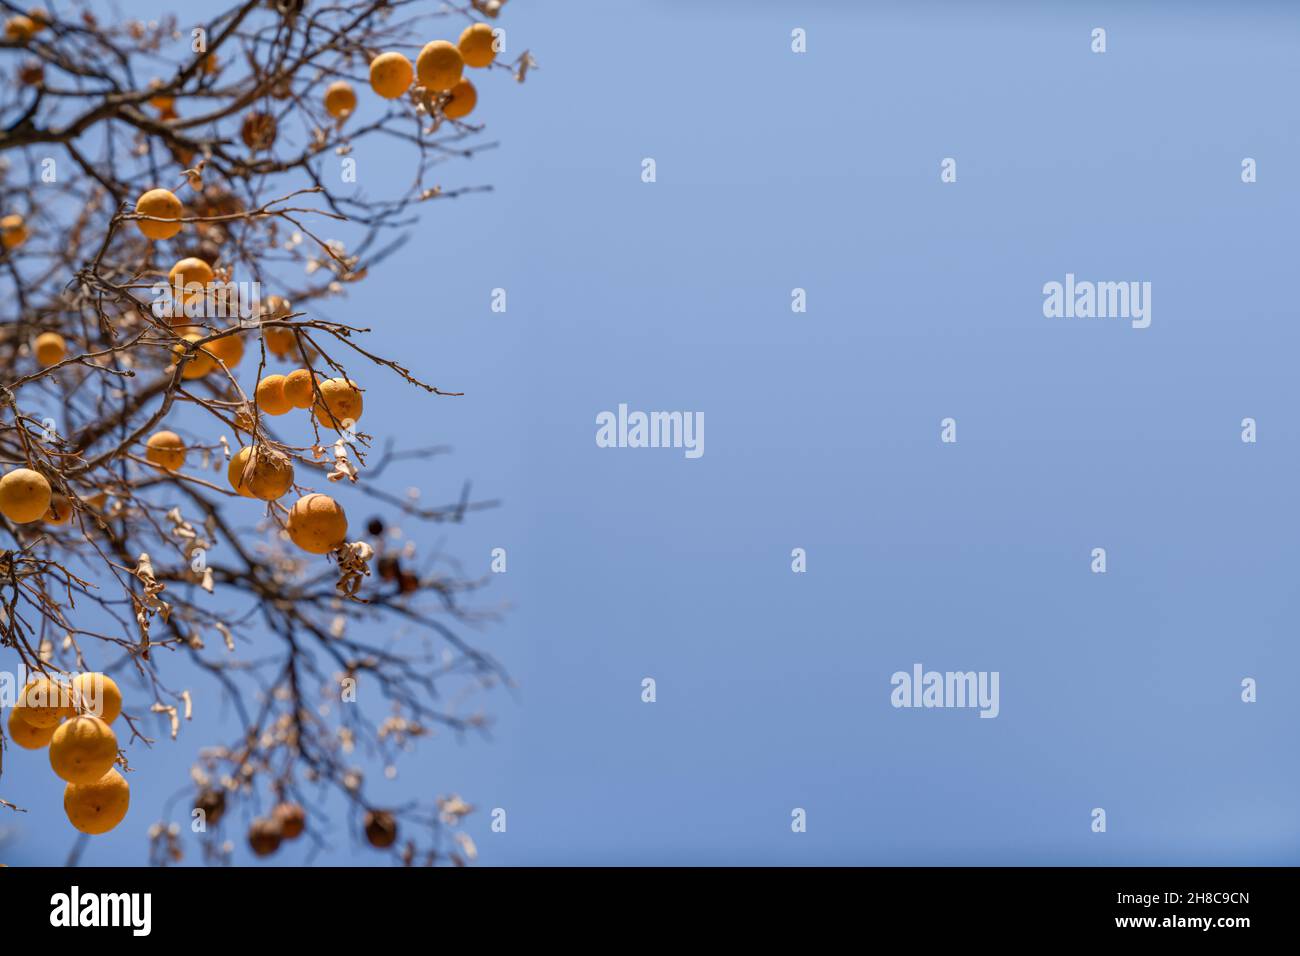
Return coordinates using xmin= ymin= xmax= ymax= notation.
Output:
xmin=227 ymin=445 xmax=295 ymax=501
xmin=442 ymin=78 xmax=477 ymax=120
xmin=255 ymin=374 xmax=293 ymax=416
xmin=71 ymin=673 xmax=122 ymax=724
xmin=7 ymin=707 xmax=55 ymax=749
xmin=1 ymin=213 xmax=29 ymax=249
xmin=274 ymin=802 xmax=306 ymax=839
xmin=172 ymin=333 xmax=215 ymax=379
xmin=369 ymin=52 xmax=414 ymax=99
xmin=287 ymin=493 xmax=348 ymax=554
xmin=4 ymin=15 xmax=36 ymax=42
xmin=204 ymin=330 xmax=245 ymax=370
xmin=13 ymin=677 xmax=71 ymax=728
xmin=416 ymin=40 xmax=464 ymax=92
xmin=49 ymin=715 xmax=118 ymax=784
xmin=64 ymin=768 xmax=130 ymax=835
xmin=134 ymin=188 xmax=184 ymax=240
xmin=44 ymin=493 xmax=73 ymax=525
xmin=260 ymin=295 xmax=296 ymax=357
xmin=144 ymin=430 xmax=186 ymax=470
xmin=0 ymin=467 xmax=53 ymax=523
xmin=283 ymin=368 xmax=318 ymax=408
xmin=312 ymin=377 xmax=363 ymax=430
xmin=34 ymin=330 xmax=66 ymax=366
xmin=324 ymin=80 xmax=357 ymax=119
xmin=458 ymin=23 xmax=496 ymax=68
xmin=248 ymin=817 xmax=283 ymax=857
xmin=168 ymin=256 xmax=214 ymax=305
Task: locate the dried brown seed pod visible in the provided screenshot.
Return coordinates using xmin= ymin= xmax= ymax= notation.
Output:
xmin=248 ymin=816 xmax=283 ymax=857
xmin=363 ymin=809 xmax=397 ymax=848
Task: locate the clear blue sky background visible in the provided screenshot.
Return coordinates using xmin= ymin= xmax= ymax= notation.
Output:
xmin=5 ymin=0 xmax=1300 ymax=865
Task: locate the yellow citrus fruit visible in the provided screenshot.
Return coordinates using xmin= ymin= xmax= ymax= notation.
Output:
xmin=369 ymin=51 xmax=413 ymax=99
xmin=14 ymin=677 xmax=71 ymax=728
xmin=71 ymin=673 xmax=122 ymax=724
xmin=227 ymin=445 xmax=295 ymax=501
xmin=144 ymin=430 xmax=185 ymax=470
xmin=0 ymin=467 xmax=52 ymax=523
xmin=168 ymin=256 xmax=214 ymax=305
xmin=260 ymin=295 xmax=296 ymax=357
xmin=7 ymin=707 xmax=55 ymax=749
xmin=204 ymin=330 xmax=245 ymax=369
xmin=1 ymin=213 xmax=28 ymax=249
xmin=283 ymin=368 xmax=318 ymax=408
xmin=458 ymin=23 xmax=496 ymax=68
xmin=148 ymin=81 xmax=174 ymax=112
xmin=172 ymin=333 xmax=215 ymax=378
xmin=287 ymin=493 xmax=348 ymax=554
xmin=312 ymin=377 xmax=363 ymax=430
xmin=34 ymin=331 xmax=65 ymax=366
xmin=443 ymin=78 xmax=477 ymax=120
xmin=324 ymin=80 xmax=357 ymax=119
xmin=64 ymin=768 xmax=130 ymax=835
xmin=416 ymin=40 xmax=463 ymax=92
xmin=255 ymin=374 xmax=293 ymax=416
xmin=4 ymin=15 xmax=36 ymax=42
xmin=135 ymin=188 xmax=184 ymax=241
xmin=50 ymin=715 xmax=118 ymax=784
xmin=44 ymin=493 xmax=73 ymax=525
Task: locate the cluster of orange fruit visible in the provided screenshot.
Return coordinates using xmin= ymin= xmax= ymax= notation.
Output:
xmin=3 ymin=7 xmax=47 ymax=43
xmin=6 ymin=673 xmax=129 ymax=834
xmin=359 ymin=23 xmax=498 ymax=121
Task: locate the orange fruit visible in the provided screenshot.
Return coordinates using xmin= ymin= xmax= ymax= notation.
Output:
xmin=227 ymin=445 xmax=295 ymax=501
xmin=0 ymin=467 xmax=52 ymax=523
xmin=145 ymin=430 xmax=185 ymax=470
xmin=369 ymin=52 xmax=413 ymax=99
xmin=7 ymin=707 xmax=55 ymax=749
xmin=312 ymin=377 xmax=363 ymax=430
xmin=443 ymin=78 xmax=477 ymax=120
xmin=135 ymin=188 xmax=184 ymax=240
xmin=286 ymin=493 xmax=348 ymax=554
xmin=283 ymin=368 xmax=318 ymax=408
xmin=260 ymin=295 xmax=296 ymax=357
xmin=168 ymin=256 xmax=214 ymax=305
xmin=49 ymin=715 xmax=118 ymax=784
xmin=4 ymin=15 xmax=36 ymax=42
xmin=13 ymin=677 xmax=71 ymax=728
xmin=44 ymin=493 xmax=73 ymax=525
xmin=323 ymin=80 xmax=357 ymax=119
xmin=64 ymin=768 xmax=130 ymax=835
xmin=204 ymin=330 xmax=245 ymax=370
xmin=458 ymin=23 xmax=497 ymax=68
xmin=1 ymin=213 xmax=28 ymax=249
xmin=255 ymin=374 xmax=293 ymax=416
xmin=71 ymin=673 xmax=122 ymax=724
xmin=33 ymin=330 xmax=65 ymax=366
xmin=172 ymin=333 xmax=215 ymax=378
xmin=416 ymin=40 xmax=463 ymax=92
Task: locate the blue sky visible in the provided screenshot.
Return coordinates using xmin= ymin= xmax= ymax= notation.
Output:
xmin=4 ymin=0 xmax=1300 ymax=865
